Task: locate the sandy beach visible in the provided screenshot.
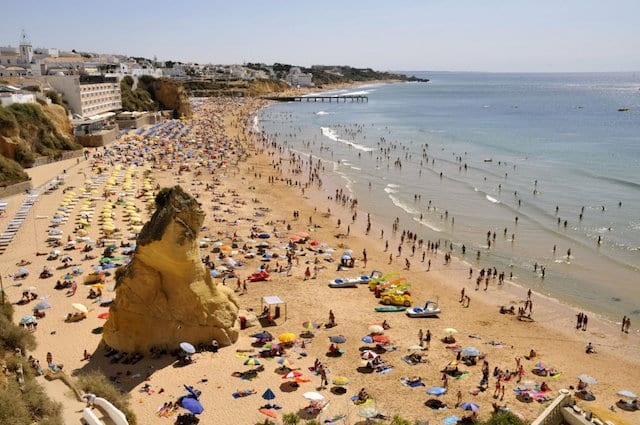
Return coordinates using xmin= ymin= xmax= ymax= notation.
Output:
xmin=1 ymin=95 xmax=639 ymax=425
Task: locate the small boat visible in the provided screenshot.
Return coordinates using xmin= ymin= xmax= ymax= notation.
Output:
xmin=406 ymin=300 xmax=441 ymax=318
xmin=328 ymin=275 xmax=371 ymax=288
xmin=374 ymin=306 xmax=407 ymax=313
xmin=483 ymin=158 xmax=493 ymax=163
xmin=618 ymin=107 xmax=629 ymax=112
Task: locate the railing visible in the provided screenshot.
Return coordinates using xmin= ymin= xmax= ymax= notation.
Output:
xmin=531 ymin=390 xmax=573 ymax=425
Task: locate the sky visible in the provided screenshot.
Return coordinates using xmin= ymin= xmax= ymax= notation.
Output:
xmin=2 ymin=0 xmax=640 ymax=72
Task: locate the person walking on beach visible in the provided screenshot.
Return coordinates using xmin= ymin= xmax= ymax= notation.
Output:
xmin=460 ymin=288 xmax=465 ymax=303
xmin=418 ymin=329 xmax=424 ymax=347
xmin=425 ymin=330 xmax=431 ymax=348
xmin=624 ymin=317 xmax=631 ymax=333
xmin=576 ymin=312 xmax=583 ymax=330
xmin=622 ymin=315 xmax=627 ymax=332
xmin=582 ymin=314 xmax=588 ymax=331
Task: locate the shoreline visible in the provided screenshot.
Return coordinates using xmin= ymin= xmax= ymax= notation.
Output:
xmin=1 ymin=94 xmax=638 ymax=424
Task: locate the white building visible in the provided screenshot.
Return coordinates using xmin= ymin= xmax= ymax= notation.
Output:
xmin=46 ymin=75 xmax=122 ymax=118
xmin=0 ymin=31 xmax=34 ymax=76
xmin=0 ymin=85 xmax=37 ymax=107
xmin=285 ymin=67 xmax=313 ymax=87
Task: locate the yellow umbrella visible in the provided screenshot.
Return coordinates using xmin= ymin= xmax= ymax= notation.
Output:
xmin=278 ymin=333 xmax=296 ymax=344
xmin=90 ymin=283 xmax=104 ymax=290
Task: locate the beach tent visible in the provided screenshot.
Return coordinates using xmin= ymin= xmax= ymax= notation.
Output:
xmin=261 ymin=295 xmax=287 ymax=321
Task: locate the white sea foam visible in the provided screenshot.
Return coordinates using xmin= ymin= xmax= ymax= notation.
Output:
xmin=486 ymin=195 xmax=500 ymax=204
xmin=321 ymin=127 xmax=374 ymax=152
xmin=387 ymin=183 xmax=400 ymax=188
xmin=388 ymin=194 xmax=420 ymax=215
xmin=413 ymin=216 xmax=441 ymax=232
xmin=383 ymin=186 xmax=398 ymax=194
xmin=338 ymin=90 xmax=372 ymax=96
xmin=252 ymin=116 xmax=260 ymax=133
xmin=316 ymin=111 xmax=331 ymax=116
xmin=351 ymin=166 xmax=361 ymax=171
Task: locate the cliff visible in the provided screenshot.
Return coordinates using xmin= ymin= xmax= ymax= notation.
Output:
xmin=121 ymin=76 xmax=192 ymax=119
xmin=0 ymin=102 xmax=78 ymax=186
xmin=102 ymin=186 xmax=240 ymax=353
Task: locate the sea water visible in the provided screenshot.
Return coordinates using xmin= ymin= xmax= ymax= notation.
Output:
xmin=257 ymin=72 xmax=640 ymax=321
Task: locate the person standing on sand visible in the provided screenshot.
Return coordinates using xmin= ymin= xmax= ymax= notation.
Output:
xmin=460 ymin=288 xmax=465 ymax=303
xmin=418 ymin=329 xmax=424 ymax=346
xmin=582 ymin=314 xmax=588 ymax=331
xmin=622 ymin=315 xmax=627 ymax=332
xmin=425 ymin=330 xmax=431 ymax=348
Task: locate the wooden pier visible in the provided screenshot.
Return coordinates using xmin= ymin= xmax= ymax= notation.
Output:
xmin=263 ymin=95 xmax=368 ymax=103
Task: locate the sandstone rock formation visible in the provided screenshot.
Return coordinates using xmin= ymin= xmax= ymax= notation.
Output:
xmin=102 ymin=186 xmax=239 ymax=353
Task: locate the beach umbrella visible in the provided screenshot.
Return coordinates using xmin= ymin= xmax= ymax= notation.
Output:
xmin=302 ymin=321 xmax=320 ymax=330
xmin=521 ymin=380 xmax=538 ymax=388
xmin=461 ymin=347 xmax=480 ymax=357
xmin=361 ymin=335 xmax=374 ymax=344
xmin=252 ymin=332 xmax=272 ymax=339
xmin=90 ymin=283 xmax=104 ymax=290
xmin=72 ymin=303 xmax=88 ymax=314
xmin=534 ymin=361 xmax=547 ymax=370
xmin=407 ymin=344 xmax=425 ymax=351
xmin=276 ymin=357 xmax=292 ymax=367
xmin=278 ymin=333 xmax=296 ymax=344
xmin=180 ymin=342 xmax=196 ymax=354
xmin=427 ymin=387 xmax=448 ymax=396
xmin=20 ymin=315 xmax=36 ymax=325
xmin=100 ymin=257 xmax=113 ymax=264
xmin=329 ymin=335 xmax=347 ymax=344
xmin=260 ymin=408 xmax=277 ymax=419
xmin=372 ymin=335 xmax=390 ymax=344
xmin=460 ymin=402 xmax=479 ymax=412
xmin=368 ymin=324 xmax=384 ymax=335
xmin=303 ymin=391 xmax=325 ymax=401
xmin=577 ymin=374 xmax=597 ymax=385
xmin=35 ymin=301 xmax=51 ymax=310
xmin=98 ymin=312 xmax=110 ymax=320
xmin=332 ymin=376 xmax=349 ymax=386
xmin=180 ymin=397 xmax=204 ymax=415
xmin=27 ymin=286 xmax=38 ymax=293
xmin=282 ymin=370 xmax=303 ymax=379
xmin=617 ymin=390 xmax=638 ymax=399
xmin=262 ymin=388 xmax=276 ymax=400
xmin=244 ymin=358 xmax=261 ymax=366
xmin=297 ymin=231 xmax=310 ymax=239
xmin=358 ymin=407 xmax=378 ymax=419
xmin=443 ymin=328 xmax=458 ymax=334
xmin=361 ymin=350 xmax=379 ymax=360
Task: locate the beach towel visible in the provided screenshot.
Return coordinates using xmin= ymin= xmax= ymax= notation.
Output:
xmin=376 ymin=366 xmax=393 ymax=375
xmin=442 ymin=415 xmax=460 ymax=425
xmin=453 ymin=372 xmax=469 ymax=379
xmin=400 ymin=378 xmax=425 ymax=387
xmin=402 ymin=356 xmax=417 ymax=366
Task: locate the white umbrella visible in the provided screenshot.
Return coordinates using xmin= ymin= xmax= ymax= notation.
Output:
xmin=358 ymin=407 xmax=378 ymax=418
xmin=180 ymin=342 xmax=196 ymax=354
xmin=72 ymin=303 xmax=88 ymax=314
xmin=361 ymin=350 xmax=379 ymax=360
xmin=577 ymin=374 xmax=597 ymax=385
xmin=368 ymin=324 xmax=384 ymax=335
xmin=303 ymin=392 xmax=325 ymax=402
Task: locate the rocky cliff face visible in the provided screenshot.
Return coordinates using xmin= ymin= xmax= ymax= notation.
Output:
xmin=0 ymin=102 xmax=77 ymax=186
xmin=138 ymin=77 xmax=192 ymax=119
xmin=102 ymin=186 xmax=239 ymax=353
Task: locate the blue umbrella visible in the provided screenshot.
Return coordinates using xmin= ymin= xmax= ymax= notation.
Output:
xmin=180 ymin=397 xmax=204 ymax=414
xmin=427 ymin=387 xmax=448 ymax=396
xmin=460 ymin=402 xmax=479 ymax=412
xmin=102 ymin=263 xmax=116 ymax=269
xmin=262 ymin=388 xmax=276 ymax=400
xmin=461 ymin=347 xmax=480 ymax=357
xmin=258 ymin=233 xmax=271 ymax=239
xmin=252 ymin=332 xmax=272 ymax=339
xmin=329 ymin=335 xmax=347 ymax=344
xmin=20 ymin=315 xmax=36 ymax=325
xmin=361 ymin=335 xmax=374 ymax=343
xmin=35 ymin=301 xmax=52 ymax=310
xmin=183 ymin=385 xmax=201 ymax=399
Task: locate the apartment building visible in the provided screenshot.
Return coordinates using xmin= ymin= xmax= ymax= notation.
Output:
xmin=46 ymin=74 xmax=122 ymax=118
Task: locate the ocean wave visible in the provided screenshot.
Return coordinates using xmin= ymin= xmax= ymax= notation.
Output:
xmin=413 ymin=216 xmax=441 ymax=232
xmin=387 ymin=183 xmax=400 ymax=188
xmin=252 ymin=116 xmax=260 ymax=133
xmin=337 ymin=89 xmax=372 ymax=96
xmin=486 ymin=195 xmax=500 ymax=204
xmin=321 ymin=127 xmax=374 ymax=152
xmin=315 ymin=111 xmax=332 ymax=116
xmin=383 ymin=186 xmax=398 ymax=194
xmin=350 ymin=166 xmax=361 ymax=171
xmin=388 ymin=194 xmax=420 ymax=215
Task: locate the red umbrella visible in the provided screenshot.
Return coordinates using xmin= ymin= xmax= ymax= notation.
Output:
xmin=372 ymin=335 xmax=390 ymax=344
xmin=98 ymin=312 xmax=110 ymax=320
xmin=282 ymin=370 xmax=303 ymax=379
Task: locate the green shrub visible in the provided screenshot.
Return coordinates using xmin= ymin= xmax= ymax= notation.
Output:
xmin=389 ymin=415 xmax=413 ymax=425
xmin=482 ymin=411 xmax=526 ymax=425
xmin=282 ymin=413 xmax=300 ymax=425
xmin=0 ymin=312 xmax=36 ymax=352
xmin=76 ymin=371 xmax=137 ymax=425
